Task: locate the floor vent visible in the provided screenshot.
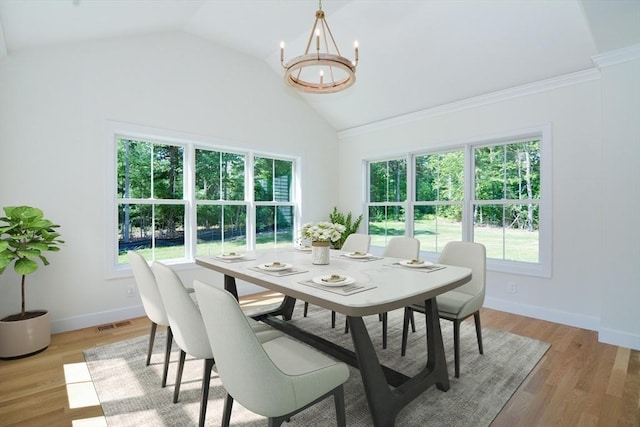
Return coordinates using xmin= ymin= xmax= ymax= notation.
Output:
xmin=97 ymin=320 xmax=132 ymax=332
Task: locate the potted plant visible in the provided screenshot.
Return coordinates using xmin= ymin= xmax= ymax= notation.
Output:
xmin=329 ymin=206 xmax=363 ymax=249
xmin=299 ymin=221 xmax=345 ymax=264
xmin=0 ymin=206 xmax=63 ymax=358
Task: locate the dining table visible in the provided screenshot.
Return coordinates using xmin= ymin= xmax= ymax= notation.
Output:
xmin=195 ymin=247 xmax=472 ymax=427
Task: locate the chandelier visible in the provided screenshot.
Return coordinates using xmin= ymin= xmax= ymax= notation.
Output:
xmin=280 ymin=0 xmax=358 ymax=94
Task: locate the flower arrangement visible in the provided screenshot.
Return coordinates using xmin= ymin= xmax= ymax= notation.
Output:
xmin=300 ymin=221 xmax=346 ymax=243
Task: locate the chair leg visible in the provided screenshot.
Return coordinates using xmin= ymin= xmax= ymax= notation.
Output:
xmin=453 ymin=319 xmax=461 ymax=378
xmin=382 ymin=312 xmax=388 ymax=349
xmin=334 ymin=385 xmax=346 ymax=427
xmin=146 ymin=322 xmax=158 ymax=366
xmin=344 ymin=318 xmax=349 ymax=334
xmin=198 ymin=358 xmax=215 ymax=427
xmin=331 ymin=310 xmax=336 ymax=328
xmin=474 ymin=311 xmax=484 ymax=354
xmin=401 ymin=308 xmax=411 ymax=356
xmin=173 ymin=350 xmax=186 ymax=403
xmin=222 ymin=393 xmax=234 ymax=427
xmin=410 ymin=310 xmax=416 ymax=332
xmin=162 ymin=326 xmax=173 ymax=387
xmin=303 ymin=301 xmax=309 ymax=317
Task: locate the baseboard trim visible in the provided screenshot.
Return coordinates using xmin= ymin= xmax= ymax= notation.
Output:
xmin=484 ymin=297 xmax=600 ymax=331
xmin=51 ymin=306 xmax=146 ymax=334
xmin=51 ymin=283 xmax=266 ymax=334
xmin=484 ymin=297 xmax=639 ymax=350
xmin=598 ymin=328 xmax=640 ymax=351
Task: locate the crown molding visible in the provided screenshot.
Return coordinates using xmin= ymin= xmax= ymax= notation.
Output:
xmin=591 ymin=44 xmax=640 ymax=68
xmin=338 ymin=68 xmax=600 ymax=139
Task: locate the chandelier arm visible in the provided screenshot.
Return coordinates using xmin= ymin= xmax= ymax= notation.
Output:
xmin=322 ymin=18 xmax=342 ymax=57
xmin=304 ymin=17 xmax=320 ymax=56
xmin=296 ymin=16 xmax=321 ymax=81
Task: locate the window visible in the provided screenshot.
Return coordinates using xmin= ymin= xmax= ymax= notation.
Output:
xmin=254 ymin=156 xmax=295 ymax=249
xmin=117 ymin=139 xmax=186 ymax=264
xmin=365 ymin=126 xmax=551 ymax=277
xmin=195 ymin=149 xmax=247 ymax=256
xmin=414 ymin=150 xmax=464 ymax=253
xmin=473 ymin=141 xmax=540 ymax=264
xmin=367 ymin=158 xmax=407 ymax=247
xmin=108 ymin=122 xmax=298 ymax=274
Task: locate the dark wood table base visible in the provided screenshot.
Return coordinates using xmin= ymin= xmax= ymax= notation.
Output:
xmin=229 ymin=275 xmax=451 ymax=427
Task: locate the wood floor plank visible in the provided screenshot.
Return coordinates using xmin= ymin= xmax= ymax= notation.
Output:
xmin=1 ymin=295 xmax=638 ymax=427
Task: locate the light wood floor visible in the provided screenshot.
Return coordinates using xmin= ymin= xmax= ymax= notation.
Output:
xmin=1 ymin=293 xmax=638 ymax=427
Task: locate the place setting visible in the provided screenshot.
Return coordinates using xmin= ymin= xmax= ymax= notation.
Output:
xmin=210 ymin=252 xmax=255 ymax=263
xmin=388 ymin=258 xmax=446 ymax=273
xmin=339 ymin=251 xmax=383 ymax=262
xmin=248 ymin=261 xmax=309 ymax=277
xmin=299 ymin=273 xmax=376 ymax=295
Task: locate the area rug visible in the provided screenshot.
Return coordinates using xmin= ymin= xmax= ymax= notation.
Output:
xmin=84 ymin=303 xmax=549 ymax=426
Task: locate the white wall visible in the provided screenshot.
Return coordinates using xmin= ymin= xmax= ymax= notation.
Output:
xmin=598 ymin=57 xmax=640 ymax=349
xmin=0 ymin=32 xmax=339 ymax=332
xmin=337 ymin=65 xmax=639 ymax=350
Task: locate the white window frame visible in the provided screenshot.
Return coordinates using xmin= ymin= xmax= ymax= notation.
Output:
xmin=104 ymin=121 xmax=300 ymax=278
xmin=364 ymin=124 xmax=552 ymax=278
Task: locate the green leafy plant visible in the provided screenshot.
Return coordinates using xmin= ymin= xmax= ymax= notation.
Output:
xmin=329 ymin=207 xmax=363 ymax=249
xmin=0 ymin=206 xmax=64 ymax=320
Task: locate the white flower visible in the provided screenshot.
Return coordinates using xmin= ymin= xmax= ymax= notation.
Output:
xmin=300 ymin=221 xmax=346 ymax=243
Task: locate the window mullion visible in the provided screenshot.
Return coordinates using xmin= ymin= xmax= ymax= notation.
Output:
xmin=246 ymin=153 xmax=256 ymax=250
xmin=184 ymin=144 xmax=195 ymax=260
xmin=463 ymin=144 xmax=474 ymax=242
xmin=406 ymin=153 xmax=414 ymax=238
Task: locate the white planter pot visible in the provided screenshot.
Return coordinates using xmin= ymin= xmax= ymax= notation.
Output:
xmin=0 ymin=311 xmax=51 ymax=358
xmin=311 ymin=241 xmax=331 ymax=265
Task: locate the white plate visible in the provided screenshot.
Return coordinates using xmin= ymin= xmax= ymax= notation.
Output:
xmin=312 ymin=275 xmax=355 ymax=287
xmin=344 ymin=252 xmax=372 ymax=259
xmin=399 ymin=260 xmax=433 ymax=268
xmin=295 ymin=246 xmax=312 ymax=252
xmin=258 ymin=262 xmax=292 ymax=272
xmin=217 ymin=253 xmax=244 ymax=260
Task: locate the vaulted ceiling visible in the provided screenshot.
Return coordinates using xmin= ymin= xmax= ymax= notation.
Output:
xmin=1 ymin=0 xmax=639 ymax=131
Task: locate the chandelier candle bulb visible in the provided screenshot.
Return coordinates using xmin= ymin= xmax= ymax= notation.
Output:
xmin=354 ymin=40 xmax=359 ymax=62
xmin=280 ymin=41 xmax=284 ymax=63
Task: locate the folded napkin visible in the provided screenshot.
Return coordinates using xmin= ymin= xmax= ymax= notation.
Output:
xmin=338 ymin=254 xmax=384 ymax=262
xmin=248 ymin=266 xmax=309 ymax=277
xmin=387 ymin=263 xmax=446 ymax=273
xmin=298 ymin=280 xmax=376 ymax=296
xmin=210 ymin=256 xmax=256 ymax=263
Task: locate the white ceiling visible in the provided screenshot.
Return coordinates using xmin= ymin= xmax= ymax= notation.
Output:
xmin=1 ymin=0 xmax=639 ymax=131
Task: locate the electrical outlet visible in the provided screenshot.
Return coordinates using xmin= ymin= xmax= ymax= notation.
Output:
xmin=507 ymin=281 xmax=517 ymax=293
xmin=127 ymin=285 xmax=136 ymax=297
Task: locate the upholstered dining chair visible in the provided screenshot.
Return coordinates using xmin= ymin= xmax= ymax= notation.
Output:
xmin=343 ymin=236 xmax=420 ymax=349
xmin=303 ymin=232 xmax=372 ymax=328
xmin=152 ymin=262 xmax=283 ymax=427
xmin=400 ymin=241 xmax=486 ymax=378
xmin=127 ymin=250 xmax=174 ymax=388
xmin=193 ymin=279 xmax=350 ymax=427
xmin=340 ymin=232 xmax=372 ymax=253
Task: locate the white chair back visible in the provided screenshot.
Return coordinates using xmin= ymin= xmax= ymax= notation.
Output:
xmin=152 ymin=262 xmax=212 ymax=360
xmin=438 ymin=241 xmax=486 ymax=298
xmin=383 ymin=236 xmax=420 ymax=259
xmin=128 ymin=251 xmax=168 ymax=326
xmin=193 ymin=280 xmax=299 ymax=416
xmin=341 ymin=233 xmax=371 ymax=253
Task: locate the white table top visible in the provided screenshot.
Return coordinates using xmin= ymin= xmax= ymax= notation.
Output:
xmin=196 ymin=247 xmax=472 ymax=317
